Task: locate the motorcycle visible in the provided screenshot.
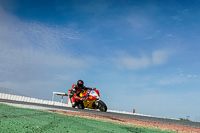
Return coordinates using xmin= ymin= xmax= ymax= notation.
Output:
xmin=68 ymin=88 xmax=107 ymax=112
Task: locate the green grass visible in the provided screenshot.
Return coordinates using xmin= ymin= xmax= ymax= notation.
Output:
xmin=0 ymin=103 xmax=174 ymax=133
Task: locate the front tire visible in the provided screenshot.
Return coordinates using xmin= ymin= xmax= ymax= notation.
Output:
xmin=98 ymin=100 xmax=107 ymax=112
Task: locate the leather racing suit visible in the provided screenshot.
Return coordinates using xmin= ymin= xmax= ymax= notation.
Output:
xmin=70 ymin=84 xmax=92 ymax=108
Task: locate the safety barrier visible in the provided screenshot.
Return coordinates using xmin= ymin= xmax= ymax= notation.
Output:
xmin=0 ymin=93 xmax=71 ymax=107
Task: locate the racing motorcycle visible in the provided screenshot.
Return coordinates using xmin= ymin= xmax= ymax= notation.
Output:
xmin=68 ymin=88 xmax=107 ymax=112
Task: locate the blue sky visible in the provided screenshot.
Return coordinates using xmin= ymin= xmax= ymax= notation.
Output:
xmin=1 ymin=0 xmax=200 ymax=121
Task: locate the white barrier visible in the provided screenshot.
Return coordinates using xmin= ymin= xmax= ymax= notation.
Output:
xmin=27 ymin=97 xmax=31 ymax=102
xmin=0 ymin=93 xmax=71 ymax=107
xmin=7 ymin=94 xmax=11 ymax=99
xmin=2 ymin=93 xmax=4 ymax=99
xmin=10 ymin=95 xmax=13 ymax=100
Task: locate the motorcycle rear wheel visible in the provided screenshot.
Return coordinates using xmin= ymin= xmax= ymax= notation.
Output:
xmin=98 ymin=100 xmax=107 ymax=112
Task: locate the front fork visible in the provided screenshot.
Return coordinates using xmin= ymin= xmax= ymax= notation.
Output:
xmin=94 ymin=99 xmax=100 ymax=107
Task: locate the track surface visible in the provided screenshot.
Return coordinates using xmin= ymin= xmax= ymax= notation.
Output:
xmin=1 ymin=98 xmax=200 ymax=129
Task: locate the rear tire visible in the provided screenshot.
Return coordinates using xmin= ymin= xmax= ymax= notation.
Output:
xmin=98 ymin=100 xmax=107 ymax=112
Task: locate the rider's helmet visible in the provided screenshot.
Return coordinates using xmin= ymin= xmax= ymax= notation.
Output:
xmin=77 ymin=80 xmax=84 ymax=88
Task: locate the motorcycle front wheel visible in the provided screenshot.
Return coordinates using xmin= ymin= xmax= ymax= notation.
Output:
xmin=98 ymin=100 xmax=107 ymax=112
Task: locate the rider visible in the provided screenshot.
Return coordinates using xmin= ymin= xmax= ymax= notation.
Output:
xmin=70 ymin=80 xmax=92 ymax=108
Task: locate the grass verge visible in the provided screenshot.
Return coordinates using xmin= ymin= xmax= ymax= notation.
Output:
xmin=0 ymin=103 xmax=174 ymax=133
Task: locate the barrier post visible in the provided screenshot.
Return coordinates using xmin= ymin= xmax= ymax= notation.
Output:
xmin=133 ymin=109 xmax=136 ymax=113
xmin=67 ymin=92 xmax=70 ymax=104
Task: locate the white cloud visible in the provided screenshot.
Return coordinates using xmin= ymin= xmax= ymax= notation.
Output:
xmin=112 ymin=49 xmax=172 ymax=70
xmin=0 ymin=7 xmax=88 ymax=84
xmin=0 ymin=9 xmax=80 ymax=50
xmin=159 ymin=73 xmax=199 ymax=85
xmin=152 ymin=50 xmax=169 ymax=65
xmin=158 ymin=76 xmax=187 ymax=85
xmin=126 ymin=13 xmax=151 ymax=29
xmin=117 ymin=55 xmax=151 ymax=70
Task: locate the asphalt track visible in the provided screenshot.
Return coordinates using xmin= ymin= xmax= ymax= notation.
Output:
xmin=1 ymin=98 xmax=200 ymax=129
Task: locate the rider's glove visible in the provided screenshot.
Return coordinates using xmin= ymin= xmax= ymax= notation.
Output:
xmin=80 ymin=97 xmax=86 ymax=101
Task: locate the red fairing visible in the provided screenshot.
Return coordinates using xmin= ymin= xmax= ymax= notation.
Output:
xmin=95 ymin=90 xmax=100 ymax=96
xmin=89 ymin=96 xmax=98 ymax=100
xmin=71 ymin=97 xmax=75 ymax=103
xmin=71 ymin=84 xmax=76 ymax=89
